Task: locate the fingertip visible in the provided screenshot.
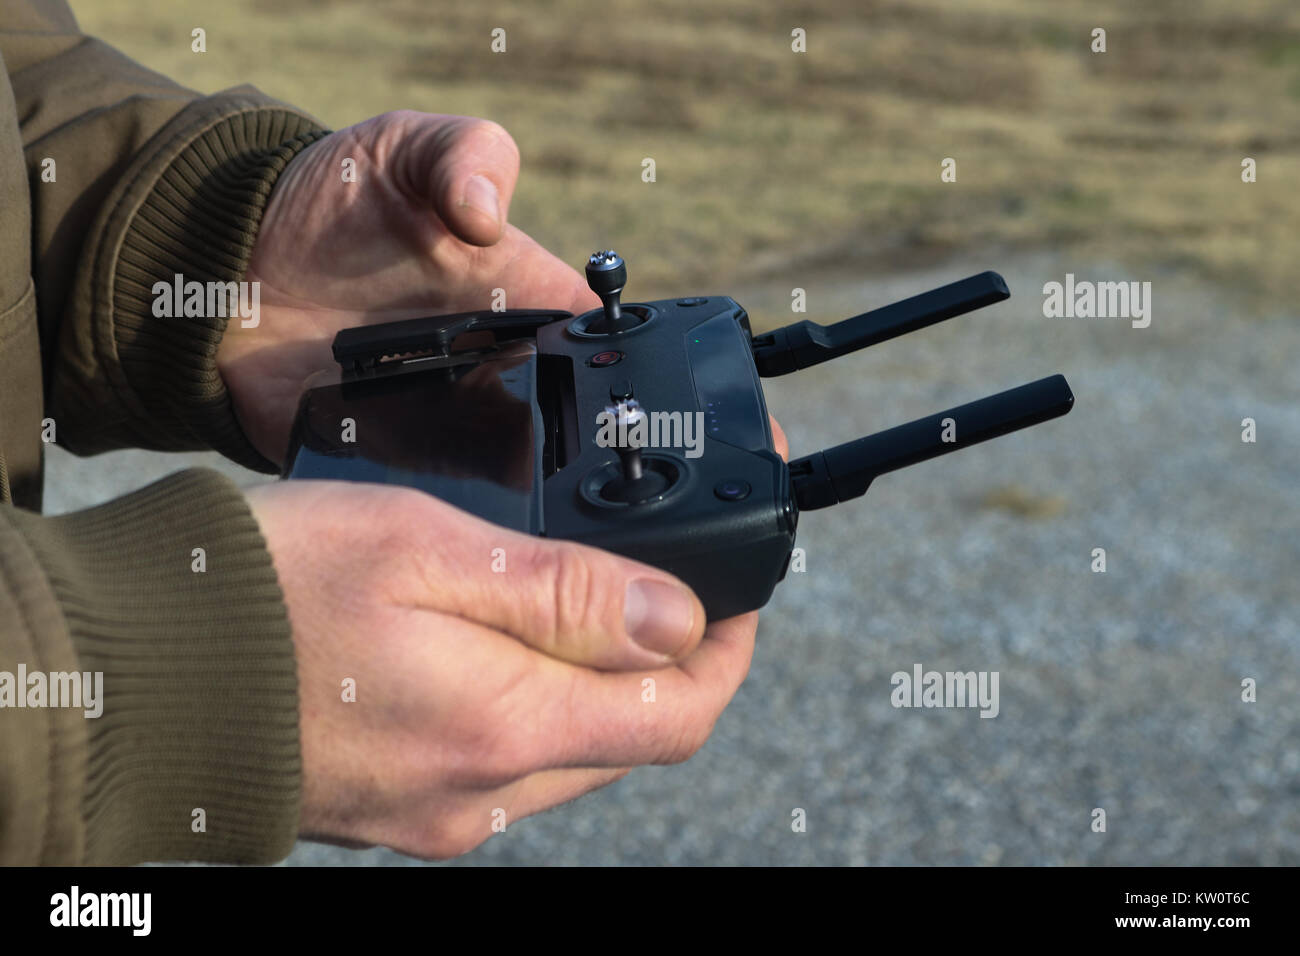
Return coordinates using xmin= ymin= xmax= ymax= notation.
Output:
xmin=769 ymin=414 xmax=789 ymax=461
xmin=679 ymin=610 xmax=759 ymax=690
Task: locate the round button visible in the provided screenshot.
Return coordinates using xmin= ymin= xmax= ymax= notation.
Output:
xmin=677 ymin=297 xmax=708 ymax=307
xmin=587 ymin=350 xmax=624 ymax=367
xmin=714 ymin=479 xmax=752 ymax=501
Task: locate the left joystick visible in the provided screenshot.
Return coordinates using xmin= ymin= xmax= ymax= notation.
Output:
xmin=585 ymin=251 xmax=639 ymax=334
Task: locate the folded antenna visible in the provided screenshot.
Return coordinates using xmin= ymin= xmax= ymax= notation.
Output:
xmin=789 ymin=375 xmax=1074 ymax=511
xmin=751 ymin=271 xmax=1009 ymax=377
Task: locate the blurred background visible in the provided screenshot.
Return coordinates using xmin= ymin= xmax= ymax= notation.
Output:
xmin=58 ymin=0 xmax=1298 ymax=864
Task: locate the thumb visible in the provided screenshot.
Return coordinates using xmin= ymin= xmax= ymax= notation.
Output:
xmin=500 ymin=537 xmax=708 ymax=670
xmin=404 ymin=115 xmax=520 ymax=246
xmin=413 ymin=503 xmax=707 ymax=670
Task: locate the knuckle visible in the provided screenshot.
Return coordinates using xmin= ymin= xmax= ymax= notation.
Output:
xmin=466 ymin=118 xmax=518 ymax=158
xmin=624 ymin=705 xmax=712 ymax=766
xmin=658 ymin=716 xmax=714 ymax=765
xmin=382 ymin=108 xmax=425 ymax=127
xmin=527 ymin=542 xmax=607 ymax=654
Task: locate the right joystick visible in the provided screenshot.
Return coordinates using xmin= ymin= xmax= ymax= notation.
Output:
xmin=584 ymin=251 xmax=641 ymax=334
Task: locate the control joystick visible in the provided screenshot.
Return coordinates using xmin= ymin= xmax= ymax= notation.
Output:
xmin=584 ymin=251 xmax=642 ymax=334
xmin=598 ymin=397 xmax=675 ymax=503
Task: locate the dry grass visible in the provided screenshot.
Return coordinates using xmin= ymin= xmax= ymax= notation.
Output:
xmin=978 ymin=484 xmax=1068 ymax=519
xmin=73 ymin=0 xmax=1300 ymax=310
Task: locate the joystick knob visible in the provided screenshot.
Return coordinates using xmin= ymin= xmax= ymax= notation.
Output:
xmin=584 ymin=250 xmax=639 ymax=334
xmin=598 ymin=397 xmax=672 ymax=503
xmin=608 ymin=398 xmax=647 ymax=482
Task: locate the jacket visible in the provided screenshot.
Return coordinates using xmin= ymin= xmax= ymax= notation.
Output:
xmin=1 ymin=0 xmax=327 ymax=863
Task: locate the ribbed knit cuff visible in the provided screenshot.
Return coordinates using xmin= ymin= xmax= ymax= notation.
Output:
xmin=111 ymin=107 xmax=328 ymax=472
xmin=6 ymin=469 xmax=300 ymax=864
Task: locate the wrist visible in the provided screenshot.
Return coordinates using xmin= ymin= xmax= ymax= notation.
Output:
xmin=103 ymin=99 xmax=328 ymax=471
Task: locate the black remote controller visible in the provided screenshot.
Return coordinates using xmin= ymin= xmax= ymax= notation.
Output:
xmin=283 ymin=251 xmax=1074 ymax=619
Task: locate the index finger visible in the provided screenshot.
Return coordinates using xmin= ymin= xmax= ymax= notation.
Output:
xmin=535 ymin=611 xmax=760 ymax=770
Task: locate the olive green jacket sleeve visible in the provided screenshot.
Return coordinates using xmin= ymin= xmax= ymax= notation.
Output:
xmin=0 ymin=0 xmax=330 ymax=863
xmin=4 ymin=0 xmax=327 ymax=469
xmin=1 ymin=470 xmax=303 ymax=864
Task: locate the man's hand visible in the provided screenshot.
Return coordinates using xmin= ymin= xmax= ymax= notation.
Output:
xmin=245 ymin=480 xmax=765 ymax=858
xmin=220 ymin=110 xmax=600 ymax=464
xmin=232 ymin=110 xmax=795 ymax=857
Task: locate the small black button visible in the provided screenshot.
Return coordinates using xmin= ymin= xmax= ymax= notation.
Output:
xmin=677 ymin=297 xmax=708 ymax=307
xmin=609 ymin=379 xmax=634 ymax=401
xmin=714 ymin=479 xmax=751 ymax=501
xmin=587 ymin=350 xmax=624 ymax=367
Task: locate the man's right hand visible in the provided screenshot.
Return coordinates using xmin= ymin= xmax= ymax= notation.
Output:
xmin=243 ymin=480 xmax=759 ymax=859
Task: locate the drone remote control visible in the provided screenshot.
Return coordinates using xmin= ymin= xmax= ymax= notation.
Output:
xmin=283 ymin=251 xmax=1074 ymax=619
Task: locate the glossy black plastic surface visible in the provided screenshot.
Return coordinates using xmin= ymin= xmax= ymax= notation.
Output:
xmin=283 ymin=259 xmax=1074 ymax=620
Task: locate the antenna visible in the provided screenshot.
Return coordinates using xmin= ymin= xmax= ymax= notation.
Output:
xmin=789 ymin=375 xmax=1074 ymax=511
xmin=751 ymin=271 xmax=1009 ymax=377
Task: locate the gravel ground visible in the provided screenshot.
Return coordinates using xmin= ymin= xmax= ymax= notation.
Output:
xmin=45 ymin=251 xmax=1299 ymax=865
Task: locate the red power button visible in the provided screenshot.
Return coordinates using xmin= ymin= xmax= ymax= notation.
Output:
xmin=588 ymin=350 xmax=624 ymax=367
